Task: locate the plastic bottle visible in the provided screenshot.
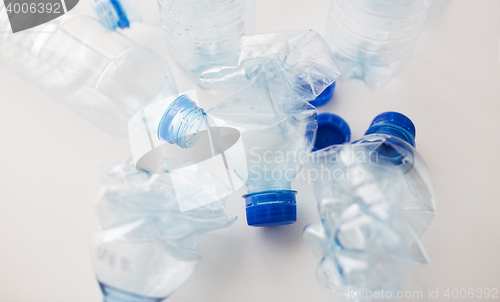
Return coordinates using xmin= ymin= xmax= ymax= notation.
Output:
xmin=0 ymin=8 xmax=177 ymax=136
xmin=158 ymin=62 xmax=317 ymax=227
xmin=157 ymin=0 xmax=255 ymax=87
xmin=325 ymin=0 xmax=434 ymax=88
xmin=304 ymin=112 xmax=436 ymax=299
xmin=356 ymin=112 xmax=436 ymax=261
xmin=91 ymin=157 xmax=235 ymax=301
xmin=91 ymin=0 xmax=163 ymax=30
xmin=153 ymin=31 xmax=341 ymax=227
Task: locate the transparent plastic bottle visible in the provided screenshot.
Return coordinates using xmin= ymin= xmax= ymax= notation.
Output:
xmin=325 ymin=0 xmax=434 ymax=88
xmin=150 ymin=31 xmax=341 ymax=227
xmin=157 ymin=0 xmax=255 ymax=87
xmin=356 ymin=112 xmax=436 ymax=259
xmin=157 ymin=62 xmax=318 ymax=227
xmin=91 ymin=157 xmax=235 ymax=301
xmin=0 ymin=8 xmax=177 ymax=136
xmin=91 ymin=0 xmax=163 ymax=30
xmin=304 ymin=112 xmax=436 ymax=299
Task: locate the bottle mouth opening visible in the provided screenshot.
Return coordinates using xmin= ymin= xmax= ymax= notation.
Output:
xmin=157 ymin=95 xmax=197 ymax=143
xmin=365 ymin=111 xmax=416 ymax=147
xmin=370 ymin=111 xmax=415 ymax=137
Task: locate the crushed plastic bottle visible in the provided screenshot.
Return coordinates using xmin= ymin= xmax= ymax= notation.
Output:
xmin=90 ymin=157 xmax=235 ymax=301
xmin=303 ymin=112 xmax=436 ymax=300
xmin=201 ymin=30 xmax=341 ymax=99
xmin=155 ymin=31 xmax=341 ymax=227
xmin=325 ymin=0 xmax=434 ymax=88
xmin=0 ymin=8 xmax=177 ymax=136
xmin=91 ymin=0 xmax=163 ymax=30
xmin=157 ymin=0 xmax=255 ymax=87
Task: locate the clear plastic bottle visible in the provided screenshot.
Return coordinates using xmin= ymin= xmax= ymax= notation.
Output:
xmin=91 ymin=157 xmax=235 ymax=301
xmin=325 ymin=0 xmax=434 ymax=88
xmin=356 ymin=112 xmax=436 ymax=261
xmin=152 ymin=31 xmax=341 ymax=227
xmin=304 ymin=112 xmax=436 ymax=299
xmin=157 ymin=0 xmax=255 ymax=87
xmin=158 ymin=62 xmax=317 ymax=227
xmin=0 ymin=7 xmax=177 ymax=136
xmin=91 ymin=0 xmax=163 ymax=30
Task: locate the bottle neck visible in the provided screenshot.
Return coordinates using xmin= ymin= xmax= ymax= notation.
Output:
xmin=364 ymin=124 xmax=416 ymax=147
xmin=359 ymin=130 xmax=415 ymax=169
xmin=157 ymin=96 xmax=206 ymax=149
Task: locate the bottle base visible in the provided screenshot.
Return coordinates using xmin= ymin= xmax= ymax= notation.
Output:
xmin=99 ymin=282 xmax=166 ymax=302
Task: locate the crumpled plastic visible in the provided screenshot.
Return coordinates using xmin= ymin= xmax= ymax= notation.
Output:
xmin=91 ymin=157 xmax=235 ymax=299
xmin=202 ymin=59 xmax=318 ymax=194
xmin=96 ymin=157 xmax=235 ymax=241
xmin=303 ymin=137 xmax=436 ymax=301
xmin=191 ymin=31 xmax=340 ymax=192
xmin=200 ymin=30 xmax=341 ymax=101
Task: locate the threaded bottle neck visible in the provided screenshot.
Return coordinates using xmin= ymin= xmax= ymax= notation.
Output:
xmin=157 ymin=96 xmax=206 ymax=149
xmin=364 ymin=112 xmax=416 ymax=147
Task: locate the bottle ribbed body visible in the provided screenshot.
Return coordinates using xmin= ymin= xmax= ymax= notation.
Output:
xmin=0 ymin=8 xmax=177 ymax=136
xmin=325 ymin=0 xmax=433 ymax=88
xmin=158 ymin=0 xmax=255 ymax=88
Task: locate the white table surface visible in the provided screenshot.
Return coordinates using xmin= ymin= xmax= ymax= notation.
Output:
xmin=0 ymin=0 xmax=499 ymax=301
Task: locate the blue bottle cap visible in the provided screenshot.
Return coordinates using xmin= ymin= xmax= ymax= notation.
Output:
xmin=309 ymin=82 xmax=335 ymax=107
xmin=157 ymin=95 xmax=195 ymax=143
xmin=364 ymin=112 xmax=416 ymax=147
xmin=243 ymin=190 xmax=297 ymax=227
xmin=313 ymin=113 xmax=351 ymax=151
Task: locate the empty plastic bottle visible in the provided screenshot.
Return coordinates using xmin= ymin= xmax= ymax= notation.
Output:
xmin=325 ymin=0 xmax=434 ymax=88
xmin=91 ymin=0 xmax=163 ymax=30
xmin=303 ymin=112 xmax=436 ymax=300
xmin=159 ymin=61 xmax=317 ymax=227
xmin=0 ymin=8 xmax=177 ymax=136
xmin=157 ymin=0 xmax=255 ymax=87
xmin=356 ymin=112 xmax=436 ymax=260
xmin=154 ymin=31 xmax=340 ymax=227
xmin=91 ymin=157 xmax=235 ymax=301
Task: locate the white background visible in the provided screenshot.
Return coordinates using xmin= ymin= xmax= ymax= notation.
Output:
xmin=0 ymin=0 xmax=499 ymax=301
